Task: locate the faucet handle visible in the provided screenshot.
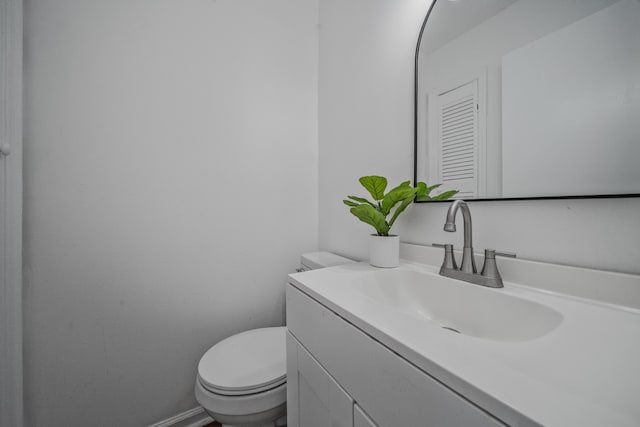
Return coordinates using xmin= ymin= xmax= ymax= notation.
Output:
xmin=491 ymin=250 xmax=516 ymax=259
xmin=480 ymin=249 xmax=516 ymax=285
xmin=433 ymin=243 xmax=458 ymax=271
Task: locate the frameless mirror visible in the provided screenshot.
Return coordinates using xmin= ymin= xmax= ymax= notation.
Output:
xmin=414 ymin=0 xmax=640 ymax=200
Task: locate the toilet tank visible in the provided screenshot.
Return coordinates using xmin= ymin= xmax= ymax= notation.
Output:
xmin=298 ymin=252 xmax=355 ymax=272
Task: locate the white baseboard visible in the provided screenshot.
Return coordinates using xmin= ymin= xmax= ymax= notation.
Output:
xmin=148 ymin=406 xmax=213 ymax=427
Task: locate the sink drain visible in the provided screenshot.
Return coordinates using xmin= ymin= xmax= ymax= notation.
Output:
xmin=441 ymin=326 xmax=461 ymax=334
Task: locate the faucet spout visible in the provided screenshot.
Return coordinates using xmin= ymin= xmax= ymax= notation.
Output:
xmin=443 ymin=200 xmax=476 ymax=273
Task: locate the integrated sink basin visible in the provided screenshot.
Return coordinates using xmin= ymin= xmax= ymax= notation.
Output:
xmin=354 ymin=269 xmax=563 ymax=341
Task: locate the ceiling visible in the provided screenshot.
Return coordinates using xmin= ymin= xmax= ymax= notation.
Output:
xmin=420 ymin=0 xmax=518 ymax=55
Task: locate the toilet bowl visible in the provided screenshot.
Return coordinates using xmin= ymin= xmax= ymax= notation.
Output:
xmin=195 ymin=327 xmax=287 ymax=427
xmin=195 ymin=252 xmax=355 ymax=426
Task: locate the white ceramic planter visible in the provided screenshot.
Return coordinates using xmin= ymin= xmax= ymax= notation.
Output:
xmin=369 ymin=235 xmax=400 ymax=268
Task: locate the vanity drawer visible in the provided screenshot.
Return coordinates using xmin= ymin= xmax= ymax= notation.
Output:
xmin=286 ymin=284 xmax=506 ymax=427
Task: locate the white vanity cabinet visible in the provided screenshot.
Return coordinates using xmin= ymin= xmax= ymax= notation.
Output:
xmin=286 ymin=284 xmax=506 ymax=427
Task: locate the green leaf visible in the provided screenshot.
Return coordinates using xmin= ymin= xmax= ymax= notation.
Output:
xmin=346 ymin=195 xmax=376 ymax=207
xmin=344 ymin=176 xmax=458 ymax=234
xmin=380 ymin=186 xmax=416 ymax=215
xmin=387 ymin=195 xmax=415 ymax=229
xmin=424 ymin=183 xmax=442 ymax=195
xmin=349 ymin=204 xmax=389 ymax=236
xmin=430 ymin=190 xmax=459 ymax=200
xmin=359 ymin=176 xmax=387 ymax=201
xmin=416 ymin=182 xmax=450 ymax=202
xmin=387 ymin=180 xmax=411 ymax=192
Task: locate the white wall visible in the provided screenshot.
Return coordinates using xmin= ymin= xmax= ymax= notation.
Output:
xmin=319 ymin=0 xmax=429 ymax=255
xmin=23 ymin=0 xmax=318 ymax=426
xmin=318 ymin=0 xmax=640 ymax=275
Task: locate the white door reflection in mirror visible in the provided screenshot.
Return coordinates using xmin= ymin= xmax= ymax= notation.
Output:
xmin=428 ymin=79 xmax=483 ymax=198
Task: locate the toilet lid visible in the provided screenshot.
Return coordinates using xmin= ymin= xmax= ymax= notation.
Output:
xmin=198 ymin=327 xmax=286 ymax=394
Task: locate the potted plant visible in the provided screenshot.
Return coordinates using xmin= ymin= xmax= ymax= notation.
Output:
xmin=343 ymin=175 xmax=457 ymax=267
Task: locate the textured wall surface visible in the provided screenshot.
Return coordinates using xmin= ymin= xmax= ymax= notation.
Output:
xmin=23 ymin=0 xmax=318 ymax=425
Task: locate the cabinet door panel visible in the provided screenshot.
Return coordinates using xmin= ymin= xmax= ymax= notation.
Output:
xmin=287 ymin=332 xmax=353 ymax=427
xmin=354 ymin=404 xmax=378 ymax=427
xmin=299 ymin=376 xmax=330 ymax=427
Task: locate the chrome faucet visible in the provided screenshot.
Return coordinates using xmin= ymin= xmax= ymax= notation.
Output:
xmin=436 ymin=200 xmax=515 ymax=288
xmin=444 ymin=200 xmax=476 ymax=274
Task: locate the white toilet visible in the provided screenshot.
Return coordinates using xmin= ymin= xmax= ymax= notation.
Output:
xmin=195 ymin=252 xmax=354 ymax=427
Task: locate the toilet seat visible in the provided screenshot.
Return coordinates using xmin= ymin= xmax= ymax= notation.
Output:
xmin=197 ymin=327 xmax=286 ymax=396
xmin=195 ymin=377 xmax=287 ymax=424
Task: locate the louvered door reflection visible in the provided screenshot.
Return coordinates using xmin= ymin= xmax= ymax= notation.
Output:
xmin=437 ymin=80 xmax=479 ymax=198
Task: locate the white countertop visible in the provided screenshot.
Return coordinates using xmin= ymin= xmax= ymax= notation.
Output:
xmin=288 ymin=258 xmax=640 ymax=427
